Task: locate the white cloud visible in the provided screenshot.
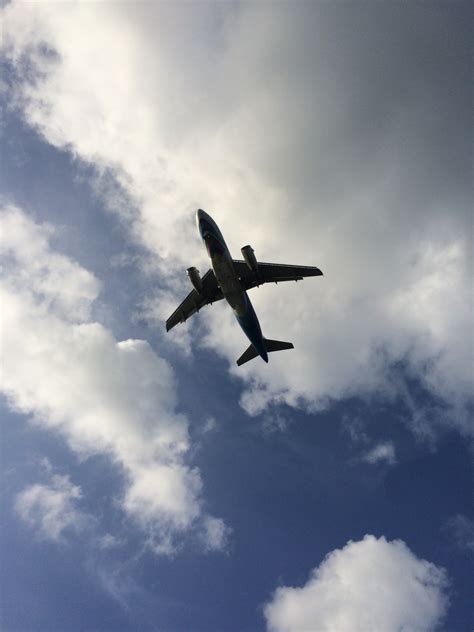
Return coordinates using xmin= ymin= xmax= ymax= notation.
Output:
xmin=0 ymin=205 xmax=225 ymax=553
xmin=261 ymin=412 xmax=291 ymax=435
xmin=202 ymin=416 xmax=217 ymax=434
xmin=201 ymin=516 xmax=230 ymax=553
xmin=443 ymin=514 xmax=474 ymax=555
xmin=362 ymin=442 xmax=397 ymax=466
xmin=2 ymin=3 xmax=471 ymax=434
xmin=97 ymin=533 xmax=123 ymax=550
xmin=264 ymin=535 xmax=449 ymax=632
xmin=15 ymin=474 xmax=86 ymax=542
xmin=0 ymin=205 xmax=99 ymax=321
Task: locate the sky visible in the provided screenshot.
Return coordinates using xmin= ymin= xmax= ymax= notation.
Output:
xmin=0 ymin=2 xmax=472 ymax=631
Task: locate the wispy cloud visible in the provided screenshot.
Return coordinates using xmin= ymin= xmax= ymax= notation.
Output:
xmin=443 ymin=514 xmax=474 ymax=555
xmin=362 ymin=441 xmax=397 ymax=466
xmin=15 ymin=473 xmax=86 ymax=542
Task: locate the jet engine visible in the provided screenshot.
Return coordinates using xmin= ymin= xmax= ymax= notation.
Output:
xmin=241 ymin=245 xmax=258 ymax=273
xmin=187 ymin=266 xmax=203 ymax=293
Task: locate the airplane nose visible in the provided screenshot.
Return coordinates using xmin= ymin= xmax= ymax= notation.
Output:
xmin=196 ymin=209 xmax=203 ymax=229
xmin=196 ymin=208 xmax=216 ymax=234
xmin=196 ymin=208 xmax=213 ymax=229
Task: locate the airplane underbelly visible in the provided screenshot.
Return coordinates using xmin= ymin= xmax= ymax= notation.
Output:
xmin=212 ymin=258 xmax=246 ymax=314
xmin=209 ymin=246 xmax=264 ymax=355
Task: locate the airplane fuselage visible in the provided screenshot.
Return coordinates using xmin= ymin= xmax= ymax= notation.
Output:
xmin=197 ymin=209 xmax=269 ymax=362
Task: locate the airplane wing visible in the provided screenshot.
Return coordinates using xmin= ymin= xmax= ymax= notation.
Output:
xmin=166 ymin=269 xmax=223 ymax=331
xmin=232 ymin=260 xmax=323 ymax=290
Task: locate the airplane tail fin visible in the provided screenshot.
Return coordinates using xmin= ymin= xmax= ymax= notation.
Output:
xmin=236 ymin=338 xmax=294 ymax=366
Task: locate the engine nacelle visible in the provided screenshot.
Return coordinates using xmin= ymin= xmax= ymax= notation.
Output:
xmin=241 ymin=245 xmax=258 ymax=273
xmin=187 ymin=266 xmax=203 ymax=293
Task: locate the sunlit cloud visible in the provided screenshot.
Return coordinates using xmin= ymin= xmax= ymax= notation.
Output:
xmin=2 ymin=2 xmax=470 ymax=437
xmin=0 ymin=205 xmax=226 ymax=553
xmin=264 ymin=535 xmax=449 ymax=632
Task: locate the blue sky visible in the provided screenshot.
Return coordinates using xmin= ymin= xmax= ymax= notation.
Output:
xmin=0 ymin=2 xmax=472 ymax=631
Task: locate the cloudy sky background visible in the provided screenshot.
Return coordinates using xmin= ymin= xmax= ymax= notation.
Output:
xmin=1 ymin=2 xmax=472 ymax=630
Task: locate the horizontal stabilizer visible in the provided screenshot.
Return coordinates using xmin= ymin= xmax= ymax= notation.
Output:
xmin=264 ymin=338 xmax=294 ymax=353
xmin=236 ymin=338 xmax=294 ymax=366
xmin=237 ymin=344 xmax=259 ymax=366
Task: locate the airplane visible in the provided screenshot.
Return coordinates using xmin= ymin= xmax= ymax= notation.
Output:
xmin=166 ymin=209 xmax=323 ymax=366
